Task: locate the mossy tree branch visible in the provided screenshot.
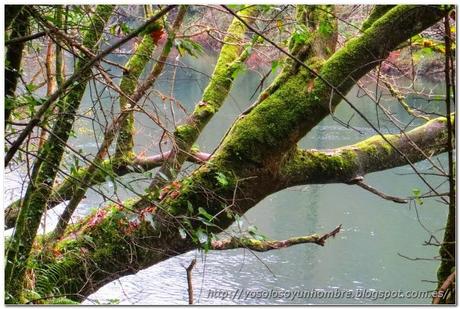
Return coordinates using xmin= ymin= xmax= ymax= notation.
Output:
xmin=211 ymin=225 xmax=342 ymax=251
xmin=280 ymin=115 xmax=453 ymax=188
xmin=4 ymin=150 xmax=211 ymax=230
xmin=49 ymin=6 xmax=188 ymax=242
xmin=361 ymin=5 xmax=395 ymax=31
xmin=148 ymin=5 xmax=260 ymax=190
xmin=113 ymin=9 xmax=158 ymax=163
xmin=212 ymin=5 xmax=449 ymax=174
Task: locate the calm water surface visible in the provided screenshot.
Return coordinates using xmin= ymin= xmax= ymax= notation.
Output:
xmin=4 ymin=52 xmax=449 ymax=305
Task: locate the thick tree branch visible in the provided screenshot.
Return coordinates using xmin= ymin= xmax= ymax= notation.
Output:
xmin=4 ymin=150 xmax=211 ymax=230
xmin=281 ymin=115 xmax=453 ymax=187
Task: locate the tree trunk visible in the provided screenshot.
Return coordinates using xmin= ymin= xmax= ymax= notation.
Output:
xmin=5 ymin=8 xmax=29 ymax=124
xmin=5 ymin=6 xmax=115 ymax=303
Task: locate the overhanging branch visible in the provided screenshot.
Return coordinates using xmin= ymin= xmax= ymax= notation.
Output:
xmin=282 ymin=115 xmax=454 ymax=188
xmin=211 ymin=225 xmax=342 ymax=251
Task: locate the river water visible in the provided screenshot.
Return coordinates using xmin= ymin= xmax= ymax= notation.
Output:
xmin=4 ymin=52 xmax=449 ymax=304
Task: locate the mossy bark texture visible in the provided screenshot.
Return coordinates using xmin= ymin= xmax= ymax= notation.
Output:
xmin=5 ymin=8 xmax=29 ymax=124
xmin=150 ymin=5 xmax=259 ymax=188
xmin=5 ymin=5 xmax=114 ymax=303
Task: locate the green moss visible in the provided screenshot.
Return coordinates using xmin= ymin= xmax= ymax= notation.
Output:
xmin=214 ymin=69 xmax=318 ymax=168
xmin=44 ymin=297 xmax=79 ymax=304
xmin=115 ymin=34 xmax=156 ymax=160
xmin=361 ymin=5 xmax=394 ymax=31
xmin=174 ymin=124 xmax=199 ymax=144
xmin=195 ymin=5 xmax=257 ymax=117
xmin=281 ymin=148 xmax=358 ymax=183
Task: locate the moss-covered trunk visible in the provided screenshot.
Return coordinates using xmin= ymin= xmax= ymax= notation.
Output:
xmin=4 ymin=6 xmax=114 ymax=303
xmin=5 ymin=8 xmax=29 ymax=124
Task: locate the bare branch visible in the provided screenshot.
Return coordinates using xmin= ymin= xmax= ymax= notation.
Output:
xmin=347 ymin=177 xmax=408 ymax=204
xmin=433 ymin=271 xmax=455 ymax=304
xmin=211 ymin=225 xmax=342 ymax=251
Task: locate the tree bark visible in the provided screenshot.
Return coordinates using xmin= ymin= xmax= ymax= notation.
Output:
xmin=5 ymin=8 xmax=29 ymax=124
xmin=4 ymin=6 xmax=115 ymax=303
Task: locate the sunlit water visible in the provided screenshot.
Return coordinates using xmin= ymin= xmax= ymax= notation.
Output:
xmin=4 ymin=51 xmax=449 ymax=304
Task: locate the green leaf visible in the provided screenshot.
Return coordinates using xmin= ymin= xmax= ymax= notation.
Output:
xmin=247 ymin=225 xmax=258 ymax=234
xmin=187 ymin=201 xmax=194 ymax=214
xmin=231 ymin=61 xmax=246 ymax=79
xmin=412 ymin=188 xmax=423 ymax=206
xmin=164 ymin=37 xmax=173 ymax=54
xmin=271 ymin=60 xmax=280 ymax=73
xmin=235 ymin=214 xmax=243 ymax=230
xmin=143 ymin=212 xmax=156 ymax=229
xmin=196 ymin=229 xmax=208 ymax=244
xmin=174 ymin=38 xmax=204 ymax=58
xmin=179 ymin=227 xmax=187 ymax=239
xmin=215 ymin=171 xmax=229 ymax=187
xmin=292 ymin=24 xmax=310 ymax=44
xmin=227 ymin=4 xmax=245 ymax=11
xmin=198 ymin=207 xmax=213 ymax=221
xmin=197 ymin=217 xmax=218 ymax=227
xmin=26 ymin=83 xmax=39 ymax=92
xmin=247 ymin=225 xmax=267 ymax=240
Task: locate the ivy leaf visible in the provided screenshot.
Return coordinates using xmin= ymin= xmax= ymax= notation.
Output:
xmin=143 ymin=212 xmax=156 ymax=229
xmin=187 ymin=201 xmax=194 ymax=214
xmin=179 ymin=227 xmax=187 ymax=239
xmin=196 ymin=229 xmax=208 ymax=244
xmin=215 ymin=172 xmax=229 ymax=187
xmin=197 ymin=217 xmax=218 ymax=227
xmin=174 ymin=38 xmax=204 ymax=58
xmin=271 ymin=60 xmax=280 ymax=74
xmin=198 ymin=207 xmax=213 ymax=221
